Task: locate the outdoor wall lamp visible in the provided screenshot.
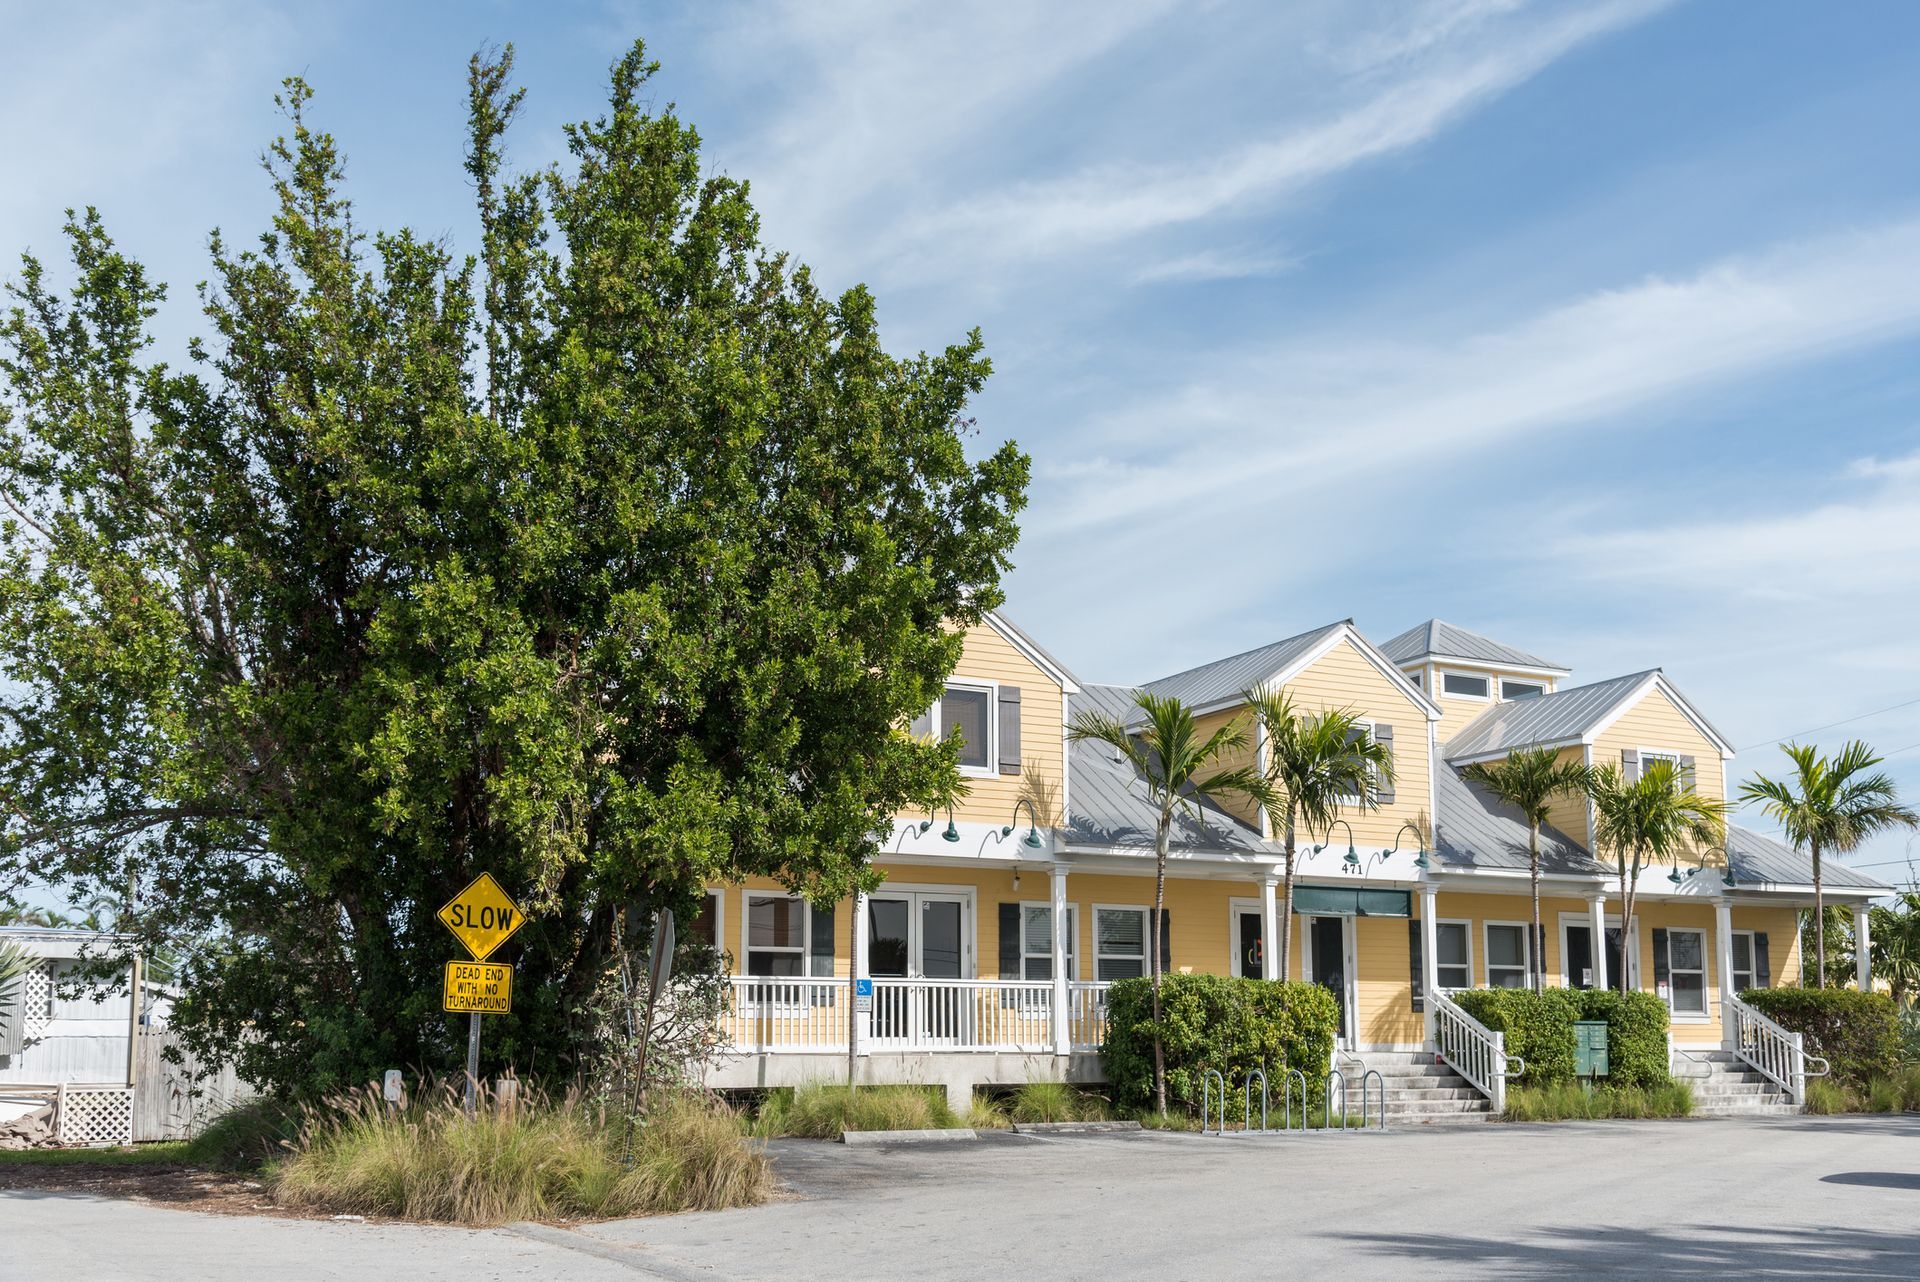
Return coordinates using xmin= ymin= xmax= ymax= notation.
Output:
xmin=1001 ymin=798 xmax=1045 ymax=849
xmin=1703 ymin=844 xmax=1737 ymax=888
xmin=939 ymin=805 xmax=960 ymax=843
xmin=1330 ymin=820 xmax=1360 ymax=872
xmin=1395 ymin=821 xmax=1432 ymax=871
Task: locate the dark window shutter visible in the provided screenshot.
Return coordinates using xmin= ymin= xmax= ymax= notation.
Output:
xmin=1651 ymin=927 xmax=1669 ymax=995
xmin=1678 ymin=755 xmax=1696 ymax=789
xmin=997 ymin=686 xmax=1022 ymax=775
xmin=1152 ymin=909 xmax=1172 ymax=977
xmin=809 ymin=903 xmax=837 ymax=1005
xmin=998 ymin=903 xmax=1022 ymax=979
xmin=1408 ymin=917 xmax=1424 ymax=1012
xmin=1755 ymin=933 xmax=1771 ymax=988
xmin=1621 ymin=748 xmax=1640 ymax=782
xmin=910 ymin=705 xmax=933 ymax=738
xmin=1374 ymin=724 xmax=1395 ymax=804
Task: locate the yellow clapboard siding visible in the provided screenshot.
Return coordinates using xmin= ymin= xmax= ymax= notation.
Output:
xmin=1275 ymin=637 xmax=1434 ymax=849
xmin=1589 ymin=684 xmax=1727 ymax=864
xmin=1190 ymin=706 xmax=1262 ymax=829
xmin=943 ymin=621 xmax=1067 ymax=827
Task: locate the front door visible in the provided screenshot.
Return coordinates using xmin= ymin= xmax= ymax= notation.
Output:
xmin=1565 ymin=924 xmax=1626 ymax=990
xmin=1307 ymin=915 xmax=1353 ymax=1043
xmin=867 ymin=892 xmax=970 ymax=1044
xmin=1236 ymin=911 xmax=1265 ymax=979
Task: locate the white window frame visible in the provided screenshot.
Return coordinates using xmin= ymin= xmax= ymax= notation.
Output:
xmin=1729 ymin=928 xmax=1757 ymax=993
xmin=1482 ymin=921 xmax=1532 ymax=989
xmin=1660 ymin=926 xmax=1709 ymax=1020
xmin=1499 ymin=678 xmax=1546 ymax=702
xmin=741 ymin=891 xmax=814 ymax=980
xmin=1559 ymin=911 xmax=1623 ymax=989
xmin=1338 ymin=717 xmax=1377 ymax=807
xmin=1434 ymin=919 xmax=1473 ymax=991
xmin=1438 ymin=669 xmax=1492 ymax=701
xmin=1018 ymin=901 xmax=1077 ymax=983
xmin=928 ymin=680 xmax=999 ymax=777
xmin=1093 ymin=904 xmax=1150 ymax=982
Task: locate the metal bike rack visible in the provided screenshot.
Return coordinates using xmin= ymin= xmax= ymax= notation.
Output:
xmin=1282 ymin=1068 xmax=1308 ymax=1131
xmin=1201 ymin=1069 xmax=1227 ymax=1135
xmin=1324 ymin=1068 xmax=1348 ymax=1131
xmin=1241 ymin=1068 xmax=1269 ymax=1134
xmin=1360 ymin=1068 xmax=1386 ymax=1131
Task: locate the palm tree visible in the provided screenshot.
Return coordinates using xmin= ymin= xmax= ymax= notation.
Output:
xmin=1870 ymin=889 xmax=1920 ymax=1009
xmin=0 ymin=942 xmax=36 ymax=1044
xmin=1463 ymin=748 xmax=1592 ymax=991
xmin=1740 ymin=741 xmax=1918 ymax=989
xmin=1589 ymin=759 xmax=1726 ymax=993
xmin=1068 ymin=692 xmax=1267 ymax=1115
xmin=1243 ymin=690 xmax=1395 ymax=982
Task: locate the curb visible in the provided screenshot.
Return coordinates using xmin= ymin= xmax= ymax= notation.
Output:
xmin=841 ymin=1127 xmax=979 ymax=1146
xmin=1010 ymin=1120 xmax=1145 ymax=1135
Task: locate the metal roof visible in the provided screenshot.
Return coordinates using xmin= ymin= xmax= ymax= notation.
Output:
xmin=1443 ymin=670 xmax=1656 ymax=762
xmin=1379 ymin=619 xmax=1566 ymax=672
xmin=1137 ymin=621 xmax=1347 ymax=713
xmin=1726 ymin=825 xmax=1891 ymax=892
xmin=1063 ymin=684 xmax=1278 ymax=857
xmin=1434 ymin=766 xmax=1610 ymax=876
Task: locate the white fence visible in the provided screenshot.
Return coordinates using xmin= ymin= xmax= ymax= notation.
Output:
xmin=134 ymin=1030 xmax=256 ymax=1141
xmin=721 ymin=977 xmax=1111 ymax=1054
xmin=1724 ymin=994 xmax=1825 ymax=1104
xmin=1431 ymin=990 xmax=1521 ymax=1114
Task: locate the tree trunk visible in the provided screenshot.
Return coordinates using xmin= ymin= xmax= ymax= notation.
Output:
xmin=1279 ymin=814 xmax=1298 ymax=982
xmin=1528 ymin=824 xmax=1545 ymax=991
xmin=1151 ymin=808 xmax=1170 ymax=1116
xmin=1617 ymin=854 xmax=1634 ymax=995
xmin=1812 ymin=840 xmax=1825 ymax=989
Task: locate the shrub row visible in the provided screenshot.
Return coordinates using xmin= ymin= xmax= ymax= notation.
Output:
xmin=1451 ymin=988 xmax=1671 ymax=1088
xmin=1101 ymin=975 xmax=1339 ymax=1112
xmin=1739 ymin=988 xmax=1901 ymax=1089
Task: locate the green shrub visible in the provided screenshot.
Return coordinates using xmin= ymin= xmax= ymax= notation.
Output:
xmin=1742 ymin=988 xmax=1900 ymax=1090
xmin=184 ymin=1098 xmax=299 ymax=1172
xmin=1100 ymin=975 xmax=1337 ymax=1113
xmin=1452 ymin=989 xmax=1580 ymax=1085
xmin=1501 ymin=1081 xmax=1692 ymax=1121
xmin=272 ymin=1085 xmax=769 ymax=1223
xmin=1568 ymin=989 xmax=1671 ymax=1088
xmin=753 ymin=1083 xmax=957 ymax=1138
xmin=1866 ymin=1076 xmax=1904 ymax=1113
xmin=1898 ymin=1065 xmax=1920 ymax=1111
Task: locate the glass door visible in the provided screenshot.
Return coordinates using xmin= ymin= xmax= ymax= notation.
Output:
xmin=918 ymin=894 xmax=968 ymax=1045
xmin=866 ymin=893 xmax=971 ymax=1045
xmin=1307 ymin=916 xmax=1353 ymax=1044
xmin=1236 ymin=911 xmax=1265 ymax=979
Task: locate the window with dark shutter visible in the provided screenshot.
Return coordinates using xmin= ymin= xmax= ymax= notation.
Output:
xmin=1408 ymin=917 xmax=1423 ymax=1012
xmin=1374 ymin=723 xmax=1395 ymax=804
xmin=809 ymin=902 xmax=838 ymax=1006
xmin=998 ymin=903 xmax=1022 ymax=980
xmin=1755 ymin=933 xmax=1771 ymax=988
xmin=997 ymin=686 xmax=1021 ymax=775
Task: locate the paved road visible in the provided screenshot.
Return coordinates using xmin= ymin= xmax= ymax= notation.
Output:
xmin=8 ymin=1115 xmax=1920 ymax=1281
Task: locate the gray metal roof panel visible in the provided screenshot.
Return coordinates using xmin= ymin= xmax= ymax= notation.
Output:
xmin=1064 ymin=685 xmax=1278 ymax=856
xmin=1443 ymin=670 xmax=1655 ymax=761
xmin=1137 ymin=621 xmax=1346 ymax=713
xmin=1726 ymin=825 xmax=1891 ymax=892
xmin=1434 ymin=766 xmax=1609 ymax=876
xmin=1380 ymin=619 xmax=1565 ymax=672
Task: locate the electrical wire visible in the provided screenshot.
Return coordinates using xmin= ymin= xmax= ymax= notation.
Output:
xmin=1739 ymin=696 xmax=1920 ymax=751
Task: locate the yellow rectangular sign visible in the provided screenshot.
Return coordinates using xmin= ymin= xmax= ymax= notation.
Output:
xmin=437 ymin=872 xmax=524 ymax=961
xmin=443 ymin=961 xmax=513 ymax=1014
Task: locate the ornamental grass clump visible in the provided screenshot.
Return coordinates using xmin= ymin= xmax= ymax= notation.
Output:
xmin=1006 ymin=1080 xmax=1112 ymax=1124
xmin=1501 ymin=1081 xmax=1693 ymax=1121
xmin=271 ymin=1082 xmax=769 ymax=1224
xmin=754 ymin=1083 xmax=959 ymax=1138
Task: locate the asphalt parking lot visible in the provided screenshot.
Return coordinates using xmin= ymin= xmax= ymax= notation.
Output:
xmin=9 ymin=1114 xmax=1920 ymax=1281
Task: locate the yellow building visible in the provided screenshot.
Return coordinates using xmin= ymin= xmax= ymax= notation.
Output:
xmin=703 ymin=613 xmax=1884 ymax=1117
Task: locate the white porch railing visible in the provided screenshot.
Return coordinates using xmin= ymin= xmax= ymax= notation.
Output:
xmin=1724 ymin=994 xmax=1826 ymax=1105
xmin=721 ymin=977 xmax=1112 ymax=1054
xmin=1431 ymin=990 xmax=1522 ymax=1114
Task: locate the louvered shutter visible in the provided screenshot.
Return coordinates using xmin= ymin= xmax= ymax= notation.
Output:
xmin=1652 ymin=927 xmax=1669 ymax=999
xmin=1621 ymin=748 xmax=1640 ymax=782
xmin=997 ymin=686 xmax=1021 ymax=775
xmin=1374 ymin=723 xmax=1395 ymax=804
xmin=998 ymin=903 xmax=1022 ymax=980
xmin=1152 ymin=909 xmax=1172 ymax=977
xmin=809 ymin=903 xmax=837 ymax=1006
xmin=1755 ymin=934 xmax=1771 ymax=988
xmin=1408 ymin=917 xmax=1423 ymax=1013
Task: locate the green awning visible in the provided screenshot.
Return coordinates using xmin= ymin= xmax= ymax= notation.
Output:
xmin=1291 ymin=886 xmax=1412 ymax=918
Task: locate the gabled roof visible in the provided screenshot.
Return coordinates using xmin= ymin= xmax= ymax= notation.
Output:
xmin=1443 ymin=669 xmax=1735 ymax=763
xmin=1434 ymin=766 xmax=1609 ymax=877
xmin=1137 ymin=620 xmax=1440 ymax=722
xmin=984 ymin=610 xmax=1080 ymax=694
xmin=1062 ymin=684 xmax=1277 ymax=857
xmin=1379 ymin=618 xmax=1568 ymax=675
xmin=1726 ymin=825 xmax=1892 ymax=893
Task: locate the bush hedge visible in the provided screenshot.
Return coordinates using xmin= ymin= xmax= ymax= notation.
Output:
xmin=1451 ymin=988 xmax=1671 ymax=1088
xmin=1740 ymin=988 xmax=1900 ymax=1089
xmin=1101 ymin=975 xmax=1338 ymax=1113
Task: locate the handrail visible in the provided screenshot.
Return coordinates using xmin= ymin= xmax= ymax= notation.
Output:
xmin=1723 ymin=994 xmax=1819 ymax=1104
xmin=1430 ymin=990 xmax=1519 ymax=1114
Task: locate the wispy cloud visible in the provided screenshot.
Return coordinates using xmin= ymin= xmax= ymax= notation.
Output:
xmin=1130 ymin=247 xmax=1298 ymax=285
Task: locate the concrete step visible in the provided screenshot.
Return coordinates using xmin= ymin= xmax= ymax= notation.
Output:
xmin=1386 ymin=1099 xmax=1492 ymax=1117
xmin=1374 ymin=1085 xmax=1484 ymax=1101
xmin=1694 ymin=1103 xmax=1803 ymax=1117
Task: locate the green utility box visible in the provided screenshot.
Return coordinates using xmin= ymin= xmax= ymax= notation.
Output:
xmin=1574 ymin=1020 xmax=1610 ymax=1080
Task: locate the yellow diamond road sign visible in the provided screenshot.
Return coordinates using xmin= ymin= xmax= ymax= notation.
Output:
xmin=437 ymin=873 xmax=524 ymax=962
xmin=443 ymin=961 xmax=513 ymax=1014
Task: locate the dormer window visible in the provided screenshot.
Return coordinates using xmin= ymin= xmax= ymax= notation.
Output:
xmin=940 ymin=685 xmax=994 ymax=772
xmin=1500 ymin=680 xmax=1545 ymax=701
xmin=1440 ymin=671 xmax=1490 ymax=699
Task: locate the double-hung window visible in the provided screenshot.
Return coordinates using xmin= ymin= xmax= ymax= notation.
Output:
xmin=1095 ymin=908 xmax=1147 ymax=981
xmin=1435 ymin=921 xmax=1471 ymax=990
xmin=935 ymin=684 xmax=995 ymax=773
xmin=746 ymin=895 xmax=808 ymax=977
xmin=690 ymin=889 xmax=724 ymax=957
xmin=1729 ymin=930 xmax=1757 ymax=994
xmin=1485 ymin=924 xmax=1530 ymax=988
xmin=1021 ymin=904 xmax=1076 ymax=981
xmin=1660 ymin=928 xmax=1708 ymax=1015
xmin=1500 ymin=679 xmax=1545 ymax=701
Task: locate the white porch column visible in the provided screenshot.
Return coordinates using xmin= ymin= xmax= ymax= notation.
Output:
xmin=1050 ymin=865 xmax=1071 ymax=1056
xmin=1587 ymin=893 xmax=1609 ymax=991
xmin=1419 ymin=884 xmax=1439 ymax=1049
xmin=1260 ymin=875 xmax=1280 ymax=981
xmin=1855 ymin=903 xmax=1872 ymax=993
xmin=853 ymin=891 xmax=871 ymax=1056
xmin=1714 ymin=898 xmax=1735 ymax=1049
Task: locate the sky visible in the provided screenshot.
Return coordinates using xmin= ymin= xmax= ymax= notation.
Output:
xmin=5 ymin=0 xmax=1920 ymax=886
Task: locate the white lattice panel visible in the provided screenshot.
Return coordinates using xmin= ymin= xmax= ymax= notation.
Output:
xmin=57 ymin=1084 xmax=134 ymax=1147
xmin=22 ymin=963 xmax=53 ymax=1043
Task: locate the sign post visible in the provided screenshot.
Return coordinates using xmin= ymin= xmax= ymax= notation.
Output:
xmin=437 ymin=873 xmax=524 ymax=1118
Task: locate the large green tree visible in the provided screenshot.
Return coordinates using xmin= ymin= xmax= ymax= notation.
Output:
xmin=0 ymin=43 xmax=1027 ymax=1095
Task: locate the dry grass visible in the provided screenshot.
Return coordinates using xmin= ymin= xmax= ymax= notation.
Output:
xmin=1501 ymin=1081 xmax=1694 ymax=1121
xmin=752 ymin=1083 xmax=960 ymax=1138
xmin=270 ymin=1083 xmax=769 ymax=1224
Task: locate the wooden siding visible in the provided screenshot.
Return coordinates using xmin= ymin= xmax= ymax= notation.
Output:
xmin=1276 ymin=637 xmax=1434 ymax=848
xmin=1190 ymin=706 xmax=1261 ymax=830
xmin=945 ymin=622 xmax=1067 ymax=827
xmin=1589 ymin=685 xmax=1728 ymax=864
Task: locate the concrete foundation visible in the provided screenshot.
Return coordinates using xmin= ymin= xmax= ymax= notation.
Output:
xmin=707 ymin=1051 xmax=1106 ymax=1113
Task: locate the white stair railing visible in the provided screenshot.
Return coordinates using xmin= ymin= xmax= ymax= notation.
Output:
xmin=1430 ymin=991 xmax=1523 ymax=1114
xmin=1724 ymin=994 xmax=1827 ymax=1105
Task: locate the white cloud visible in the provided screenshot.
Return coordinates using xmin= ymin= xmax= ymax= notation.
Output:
xmin=1130 ymin=248 xmax=1299 ymax=285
